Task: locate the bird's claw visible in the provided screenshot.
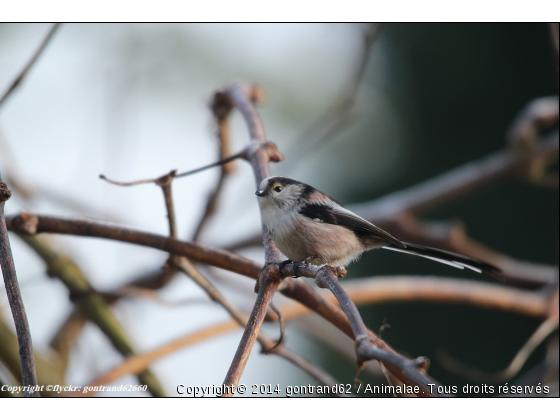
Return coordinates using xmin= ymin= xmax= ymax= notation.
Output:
xmin=278 ymin=259 xmax=293 ymax=274
xmin=293 ymin=255 xmax=318 ymax=278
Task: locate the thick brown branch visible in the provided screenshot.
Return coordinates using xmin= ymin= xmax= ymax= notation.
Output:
xmin=222 ymin=265 xmax=282 ymax=396
xmin=6 ymin=213 xmax=263 ymax=279
xmin=7 ymin=213 xmax=549 ymax=319
xmin=7 ymin=212 xmax=550 ymax=394
xmin=0 ymin=181 xmax=40 ymax=396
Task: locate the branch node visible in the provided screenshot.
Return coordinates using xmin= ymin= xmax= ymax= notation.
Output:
xmin=249 ymin=84 xmax=266 ymax=105
xmin=263 ymin=142 xmax=284 ymax=163
xmin=210 ymin=91 xmax=233 ymax=120
xmin=9 ymin=212 xmax=38 ymax=235
xmin=0 ymin=182 xmax=12 ymax=203
xmin=411 ymin=356 xmax=430 ymax=372
xmin=314 ymin=265 xmax=347 ymax=289
xmin=154 ymin=170 xmax=177 ymax=187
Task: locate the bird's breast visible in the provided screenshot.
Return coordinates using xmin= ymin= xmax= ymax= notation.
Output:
xmin=262 ymin=206 xmax=363 ymax=265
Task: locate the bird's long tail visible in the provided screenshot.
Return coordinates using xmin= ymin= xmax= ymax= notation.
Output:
xmin=383 ymin=241 xmax=501 ymax=278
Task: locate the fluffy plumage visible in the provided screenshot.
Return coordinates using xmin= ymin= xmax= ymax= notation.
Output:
xmin=256 ymin=176 xmax=500 ymax=277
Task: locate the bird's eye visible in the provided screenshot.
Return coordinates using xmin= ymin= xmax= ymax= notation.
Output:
xmin=273 ymin=184 xmax=282 ymax=192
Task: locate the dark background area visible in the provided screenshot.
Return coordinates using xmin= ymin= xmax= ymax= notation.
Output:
xmin=336 ymin=23 xmax=557 ymax=395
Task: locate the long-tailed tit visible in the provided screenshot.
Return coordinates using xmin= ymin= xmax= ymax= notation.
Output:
xmin=255 ymin=176 xmax=500 ymax=277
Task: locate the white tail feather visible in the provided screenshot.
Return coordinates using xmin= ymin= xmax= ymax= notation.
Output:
xmin=383 ymin=246 xmax=467 ymax=270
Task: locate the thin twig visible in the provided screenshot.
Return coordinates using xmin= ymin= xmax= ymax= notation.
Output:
xmin=99 ymin=153 xmax=243 ymax=187
xmin=158 ymin=178 xmax=177 ymax=240
xmin=0 ymin=180 xmax=40 ymax=396
xmin=439 ymin=314 xmax=559 ymax=382
xmin=284 ymin=23 xmax=383 ymax=169
xmin=0 ymin=23 xmax=61 ymax=108
xmin=548 ymin=23 xmax=559 ymax=92
xmin=265 ymin=302 xmax=284 ymax=353
xmin=191 ymin=95 xmax=237 ymax=241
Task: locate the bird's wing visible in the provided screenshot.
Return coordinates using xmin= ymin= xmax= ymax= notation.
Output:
xmin=299 ymin=203 xmax=405 ymax=248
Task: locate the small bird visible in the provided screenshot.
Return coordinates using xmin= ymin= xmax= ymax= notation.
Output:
xmin=255 ymin=176 xmax=500 ymax=277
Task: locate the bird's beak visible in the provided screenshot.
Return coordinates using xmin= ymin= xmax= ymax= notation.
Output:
xmin=255 ymin=189 xmax=266 ymax=197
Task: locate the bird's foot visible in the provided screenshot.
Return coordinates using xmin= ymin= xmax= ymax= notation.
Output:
xmin=278 ymin=259 xmax=293 ymax=275
xmin=293 ymin=255 xmax=318 ymax=278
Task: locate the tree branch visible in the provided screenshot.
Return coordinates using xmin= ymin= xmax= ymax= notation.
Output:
xmin=99 ymin=153 xmax=243 ymax=187
xmin=16 ymin=233 xmax=166 ymax=397
xmin=142 ymin=160 xmax=339 ymax=390
xmin=215 ymin=83 xmax=286 ymax=394
xmin=0 ymin=23 xmax=61 ymax=108
xmin=73 ymin=271 xmax=554 ymax=396
xmin=7 ymin=212 xmax=551 ymax=394
xmin=191 ymin=95 xmax=237 ymax=241
xmin=0 ymin=180 xmax=40 ymax=396
xmin=350 ymin=131 xmax=558 ymax=221
xmin=7 ymin=213 xmax=550 ymax=318
xmin=313 ymin=266 xmax=444 ymax=396
xmin=226 ymin=131 xmax=559 ymax=287
xmin=6 ymin=213 xmax=263 ymax=279
xmin=0 ymin=312 xmax=66 ymax=397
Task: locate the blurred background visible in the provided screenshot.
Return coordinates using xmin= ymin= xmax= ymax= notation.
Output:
xmin=0 ymin=23 xmax=557 ymax=396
